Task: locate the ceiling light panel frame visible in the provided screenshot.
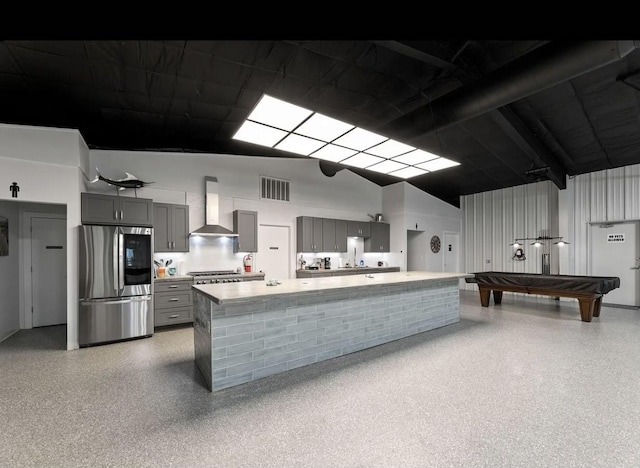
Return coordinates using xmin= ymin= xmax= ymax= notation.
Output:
xmin=232 ymin=94 xmax=461 ymax=179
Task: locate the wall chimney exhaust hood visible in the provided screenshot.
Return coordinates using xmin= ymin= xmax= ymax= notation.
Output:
xmin=190 ymin=176 xmax=238 ymax=237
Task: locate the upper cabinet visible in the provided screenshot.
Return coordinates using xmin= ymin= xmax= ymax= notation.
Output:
xmin=347 ymin=221 xmax=371 ymax=238
xmin=81 ymin=193 xmax=153 ymax=226
xmin=233 ymin=210 xmax=258 ymax=252
xmin=154 ymin=203 xmax=189 ymax=252
xmin=364 ymin=222 xmax=390 ymax=252
xmin=322 ymin=218 xmax=348 ymax=252
xmin=296 ymin=216 xmax=323 ymax=252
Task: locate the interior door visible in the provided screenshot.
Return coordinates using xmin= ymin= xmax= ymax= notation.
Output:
xmin=589 ymin=222 xmax=639 ymax=307
xmin=257 ymin=225 xmax=291 ymax=280
xmin=32 ymin=217 xmax=67 ymax=327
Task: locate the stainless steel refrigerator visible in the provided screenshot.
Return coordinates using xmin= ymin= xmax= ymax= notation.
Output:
xmin=79 ymin=225 xmax=154 ymax=346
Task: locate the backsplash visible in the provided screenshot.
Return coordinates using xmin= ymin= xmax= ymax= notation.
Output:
xmin=153 ymin=236 xmax=247 ymax=276
xmin=155 ymin=236 xmax=404 ymax=279
xmin=296 ymin=237 xmax=404 ymax=270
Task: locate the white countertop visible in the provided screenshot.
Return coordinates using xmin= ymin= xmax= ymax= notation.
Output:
xmin=193 ymin=271 xmax=471 ymax=304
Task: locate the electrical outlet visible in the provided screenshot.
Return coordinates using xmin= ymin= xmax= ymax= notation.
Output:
xmin=485 ymin=259 xmax=491 ymax=263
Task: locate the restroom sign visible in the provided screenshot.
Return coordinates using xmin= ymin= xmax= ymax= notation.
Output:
xmin=607 ymin=233 xmax=625 ymax=243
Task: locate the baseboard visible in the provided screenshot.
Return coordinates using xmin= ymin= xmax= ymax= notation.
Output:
xmin=0 ymin=328 xmax=19 ymax=344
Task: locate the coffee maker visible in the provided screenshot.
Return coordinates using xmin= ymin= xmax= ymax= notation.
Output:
xmin=324 ymin=257 xmax=331 ymax=270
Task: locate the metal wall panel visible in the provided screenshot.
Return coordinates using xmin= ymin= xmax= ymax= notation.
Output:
xmin=461 ymin=181 xmax=558 ymax=289
xmin=569 ymin=163 xmax=640 ymax=276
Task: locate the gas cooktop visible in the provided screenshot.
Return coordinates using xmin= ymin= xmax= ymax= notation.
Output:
xmin=187 ymin=270 xmax=243 ymax=284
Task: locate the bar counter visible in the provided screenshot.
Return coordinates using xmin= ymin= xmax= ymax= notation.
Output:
xmin=193 ymin=271 xmax=471 ymax=391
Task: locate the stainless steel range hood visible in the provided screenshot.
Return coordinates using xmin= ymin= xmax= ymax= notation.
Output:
xmin=190 ymin=176 xmax=238 ymax=237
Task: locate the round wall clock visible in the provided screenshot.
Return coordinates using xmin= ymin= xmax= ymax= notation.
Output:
xmin=430 ymin=235 xmax=441 ymax=253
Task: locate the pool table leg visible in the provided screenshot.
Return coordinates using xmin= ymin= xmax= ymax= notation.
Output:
xmin=479 ymin=287 xmax=491 ymax=307
xmin=493 ymin=291 xmax=503 ymax=305
xmin=578 ymin=298 xmax=595 ymax=322
xmin=592 ymin=296 xmax=603 ymax=317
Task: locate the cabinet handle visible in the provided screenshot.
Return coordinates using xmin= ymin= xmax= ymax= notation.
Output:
xmin=171 ymin=241 xmax=175 ymax=249
xmin=114 ymin=210 xmax=119 ymax=220
xmin=169 ymin=314 xmax=180 ymax=318
xmin=169 ymin=298 xmax=180 ymax=302
xmin=168 ymin=285 xmax=179 ymax=289
xmin=120 ymin=210 xmax=124 ymax=219
xmin=168 ymin=241 xmax=171 ymax=249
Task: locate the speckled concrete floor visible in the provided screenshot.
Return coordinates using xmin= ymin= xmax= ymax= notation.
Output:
xmin=2 ymin=290 xmax=640 ymax=468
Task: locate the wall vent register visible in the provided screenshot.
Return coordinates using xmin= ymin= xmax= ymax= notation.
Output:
xmin=260 ymin=176 xmax=290 ymax=202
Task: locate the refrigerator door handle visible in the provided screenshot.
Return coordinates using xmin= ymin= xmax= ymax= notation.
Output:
xmin=81 ymin=295 xmax=152 ymax=306
xmin=118 ymin=230 xmax=125 ymax=293
xmin=112 ymin=227 xmax=120 ymax=294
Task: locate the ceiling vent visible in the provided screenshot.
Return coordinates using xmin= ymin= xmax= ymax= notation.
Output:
xmin=260 ymin=176 xmax=290 ymax=202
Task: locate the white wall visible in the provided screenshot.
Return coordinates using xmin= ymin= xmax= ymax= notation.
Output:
xmin=0 ymin=201 xmax=19 ymax=342
xmin=0 ymin=124 xmax=86 ymax=168
xmin=89 ymin=150 xmax=387 ymax=277
xmin=0 ymin=124 xmax=86 ymax=350
xmin=382 ymin=182 xmax=462 ymax=272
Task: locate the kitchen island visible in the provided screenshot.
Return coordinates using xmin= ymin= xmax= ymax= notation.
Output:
xmin=193 ymin=271 xmax=471 ymax=391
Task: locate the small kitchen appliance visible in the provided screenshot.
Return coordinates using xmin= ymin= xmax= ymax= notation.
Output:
xmin=324 ymin=257 xmax=331 ymax=269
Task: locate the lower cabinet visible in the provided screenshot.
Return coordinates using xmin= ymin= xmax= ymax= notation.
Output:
xmin=154 ymin=278 xmax=193 ymax=327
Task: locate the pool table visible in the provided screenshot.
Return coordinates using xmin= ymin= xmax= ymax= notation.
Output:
xmin=465 ymin=272 xmax=620 ymax=322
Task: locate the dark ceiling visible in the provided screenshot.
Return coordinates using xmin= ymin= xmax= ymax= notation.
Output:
xmin=2 ymin=39 xmax=640 ymax=207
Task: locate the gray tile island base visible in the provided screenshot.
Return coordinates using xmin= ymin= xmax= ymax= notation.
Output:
xmin=193 ymin=272 xmax=470 ymax=392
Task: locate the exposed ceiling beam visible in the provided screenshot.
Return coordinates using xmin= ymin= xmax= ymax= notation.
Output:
xmin=491 ymin=106 xmax=567 ymax=189
xmin=378 ymin=41 xmax=640 ymax=142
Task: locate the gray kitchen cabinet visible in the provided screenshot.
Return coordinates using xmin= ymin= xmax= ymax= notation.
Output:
xmin=364 ymin=222 xmax=390 ymax=252
xmin=81 ymin=192 xmax=153 ymax=226
xmin=154 ymin=203 xmax=189 ymax=252
xmin=154 ymin=278 xmax=193 ymax=327
xmin=347 ymin=221 xmax=371 ymax=238
xmin=233 ymin=210 xmax=258 ymax=252
xmin=322 ymin=218 xmax=347 ymax=252
xmin=296 ymin=216 xmax=323 ymax=252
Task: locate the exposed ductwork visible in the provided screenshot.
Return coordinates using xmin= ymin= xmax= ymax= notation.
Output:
xmin=379 ymin=40 xmax=640 ymax=142
xmin=190 ymin=177 xmax=238 ymax=237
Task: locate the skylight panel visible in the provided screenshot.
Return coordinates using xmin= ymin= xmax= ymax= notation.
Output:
xmin=389 ymin=166 xmax=428 ymax=179
xmin=392 ymin=149 xmax=440 ymax=165
xmin=275 ymin=134 xmax=326 ymax=156
xmin=294 ymin=113 xmax=354 ymax=142
xmin=366 ymin=139 xmax=415 ymax=158
xmin=366 ymin=159 xmax=408 ymax=174
xmin=340 ymin=153 xmax=385 ymax=169
xmin=310 ymin=144 xmax=358 ymax=162
xmin=416 ymin=157 xmax=460 ymax=171
xmin=247 ymin=95 xmax=313 ymax=131
xmin=332 ymin=127 xmax=388 ymax=151
xmin=232 ymin=121 xmax=288 ymax=147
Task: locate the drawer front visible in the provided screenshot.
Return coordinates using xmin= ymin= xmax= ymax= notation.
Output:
xmin=154 ymin=281 xmax=192 ymax=293
xmin=155 ymin=307 xmax=193 ymax=326
xmin=155 ymin=291 xmax=192 ymax=309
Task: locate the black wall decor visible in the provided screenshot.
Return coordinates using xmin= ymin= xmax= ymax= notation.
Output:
xmin=9 ymin=182 xmax=19 ymax=198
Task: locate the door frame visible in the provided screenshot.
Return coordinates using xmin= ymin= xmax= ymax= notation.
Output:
xmin=21 ymin=212 xmax=67 ymax=329
xmin=587 ymin=219 xmax=639 ymax=307
xmin=257 ymin=223 xmax=292 ymax=279
xmin=442 ymin=231 xmax=460 ymax=272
